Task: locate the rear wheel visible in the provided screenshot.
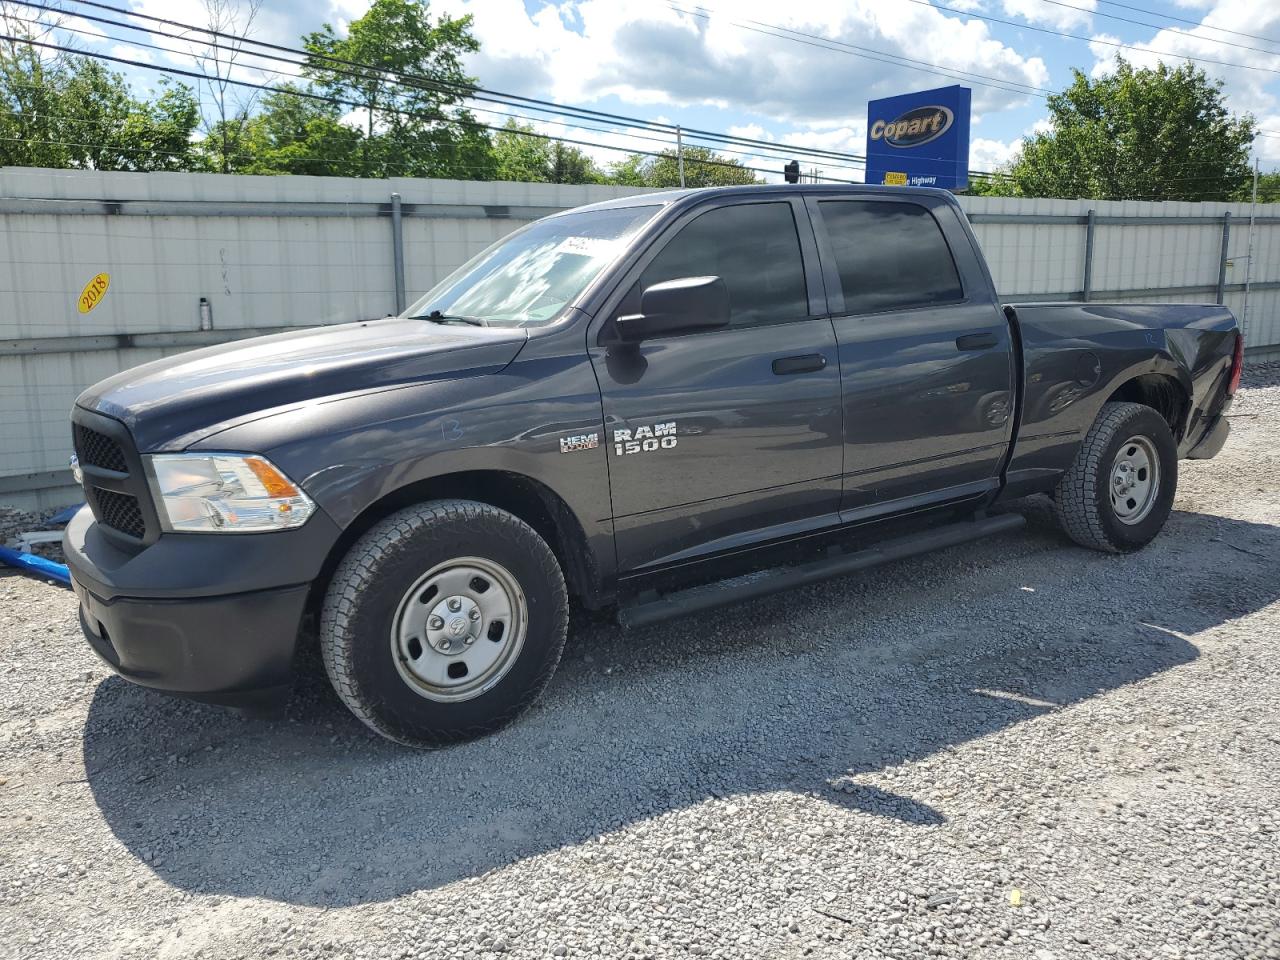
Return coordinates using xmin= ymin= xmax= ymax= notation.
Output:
xmin=1053 ymin=401 xmax=1178 ymax=553
xmin=320 ymin=500 xmax=569 ymax=747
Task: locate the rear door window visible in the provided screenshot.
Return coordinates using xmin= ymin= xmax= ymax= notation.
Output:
xmin=818 ymin=200 xmax=964 ymax=315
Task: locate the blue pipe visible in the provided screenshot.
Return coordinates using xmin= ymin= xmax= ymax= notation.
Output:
xmin=0 ymin=545 xmax=71 ymax=586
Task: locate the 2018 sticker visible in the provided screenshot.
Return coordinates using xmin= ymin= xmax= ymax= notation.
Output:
xmin=77 ymin=273 xmax=110 ymax=314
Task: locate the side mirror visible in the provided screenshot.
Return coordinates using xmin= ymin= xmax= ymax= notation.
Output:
xmin=616 ymin=276 xmax=730 ymax=342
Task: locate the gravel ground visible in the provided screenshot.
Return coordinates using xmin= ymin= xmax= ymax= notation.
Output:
xmin=2 ymin=366 xmax=1279 ymax=960
xmin=0 ymin=507 xmax=68 ymax=564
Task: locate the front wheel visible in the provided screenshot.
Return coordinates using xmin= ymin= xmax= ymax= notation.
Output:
xmin=319 ymin=500 xmax=569 ymax=747
xmin=1053 ymin=401 xmax=1178 ymax=553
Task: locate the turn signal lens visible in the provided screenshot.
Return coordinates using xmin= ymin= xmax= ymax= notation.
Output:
xmin=245 ymin=457 xmax=301 ymax=499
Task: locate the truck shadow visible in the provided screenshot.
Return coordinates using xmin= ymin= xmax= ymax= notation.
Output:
xmin=80 ymin=504 xmax=1278 ymax=907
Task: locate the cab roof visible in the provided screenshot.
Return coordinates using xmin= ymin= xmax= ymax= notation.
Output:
xmin=562 ymin=182 xmax=960 ymax=216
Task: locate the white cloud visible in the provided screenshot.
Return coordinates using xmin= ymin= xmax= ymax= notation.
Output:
xmin=110 ymin=43 xmax=153 ymax=64
xmin=970 ymin=136 xmax=1020 ymax=170
xmin=1001 ymin=0 xmax=1095 ymax=30
xmin=437 ymin=0 xmax=1049 ymax=124
xmin=59 ymin=15 xmax=111 ymax=44
xmin=727 ymin=124 xmax=772 ymax=142
xmin=1087 ymin=32 xmax=1126 ymax=77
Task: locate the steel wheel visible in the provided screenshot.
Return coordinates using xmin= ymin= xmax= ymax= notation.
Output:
xmin=390 ymin=556 xmax=528 ymax=702
xmin=1109 ymin=435 xmax=1160 ymax=525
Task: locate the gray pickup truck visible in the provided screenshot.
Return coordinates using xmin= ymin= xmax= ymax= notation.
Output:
xmin=64 ymin=184 xmax=1241 ymax=746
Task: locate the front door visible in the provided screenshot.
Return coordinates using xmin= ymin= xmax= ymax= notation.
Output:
xmin=589 ymin=197 xmax=844 ymax=573
xmin=806 ymin=195 xmax=1016 ymax=516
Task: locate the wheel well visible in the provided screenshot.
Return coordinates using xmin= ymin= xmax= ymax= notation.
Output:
xmin=305 ymin=471 xmax=606 ymax=630
xmin=1106 ymin=374 xmax=1188 ymax=441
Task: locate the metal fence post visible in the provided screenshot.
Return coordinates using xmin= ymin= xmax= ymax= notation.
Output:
xmin=1216 ymin=211 xmax=1231 ymax=306
xmin=390 ymin=192 xmax=406 ymax=314
xmin=1082 ymin=208 xmax=1096 ymax=302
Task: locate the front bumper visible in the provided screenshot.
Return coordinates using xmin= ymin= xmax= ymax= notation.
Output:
xmin=73 ymin=577 xmax=309 ymax=707
xmin=64 ymin=505 xmax=341 ymax=707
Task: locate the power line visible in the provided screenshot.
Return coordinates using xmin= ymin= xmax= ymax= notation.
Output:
xmin=1028 ymin=0 xmax=1280 ymax=58
xmin=23 ymin=0 xmax=1011 ymax=176
xmin=1 ymin=32 xmax=881 ymax=184
xmin=49 ymin=0 xmax=889 ymax=171
xmin=904 ymin=0 xmax=1280 ymax=77
xmin=1091 ymin=0 xmax=1280 ymax=48
xmin=28 ymin=0 xmax=1280 ymax=173
xmin=668 ymin=1 xmax=1052 ymax=99
xmin=6 ymin=9 xmax=886 ymax=179
xmin=660 ymin=2 xmax=1280 ymax=155
xmin=666 ymin=1 xmax=1280 ymax=149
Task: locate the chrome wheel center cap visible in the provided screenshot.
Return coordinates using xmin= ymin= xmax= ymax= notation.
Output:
xmin=426 ymin=594 xmax=480 ymax=653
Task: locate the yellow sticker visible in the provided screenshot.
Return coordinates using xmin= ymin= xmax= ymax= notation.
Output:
xmin=1010 ymin=888 xmax=1023 ymax=907
xmin=883 ymin=171 xmax=908 ymax=186
xmin=77 ymin=273 xmax=110 ymax=314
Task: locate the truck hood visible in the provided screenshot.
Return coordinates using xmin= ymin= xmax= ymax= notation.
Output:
xmin=76 ymin=318 xmax=528 ymax=451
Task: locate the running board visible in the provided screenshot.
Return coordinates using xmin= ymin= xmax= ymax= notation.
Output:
xmin=617 ymin=512 xmax=1026 ymax=630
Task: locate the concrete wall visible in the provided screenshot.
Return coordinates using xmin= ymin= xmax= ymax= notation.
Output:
xmin=2 ymin=167 xmax=1277 ymax=511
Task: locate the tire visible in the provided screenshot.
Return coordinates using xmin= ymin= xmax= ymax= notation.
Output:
xmin=319 ymin=500 xmax=569 ymax=747
xmin=1053 ymin=401 xmax=1178 ymax=553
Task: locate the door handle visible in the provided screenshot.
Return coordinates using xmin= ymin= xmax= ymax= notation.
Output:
xmin=955 ymin=332 xmax=999 ymax=351
xmin=772 ymin=354 xmax=827 ymax=375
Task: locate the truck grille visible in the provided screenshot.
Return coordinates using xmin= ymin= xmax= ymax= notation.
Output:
xmin=71 ymin=408 xmax=159 ymax=547
xmin=74 ymin=425 xmax=128 ymax=473
xmin=92 ymin=489 xmax=146 ymax=539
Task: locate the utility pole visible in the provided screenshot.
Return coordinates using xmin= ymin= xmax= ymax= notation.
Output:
xmin=676 ymin=125 xmax=685 ymax=188
xmin=1242 ymin=156 xmax=1259 ymax=346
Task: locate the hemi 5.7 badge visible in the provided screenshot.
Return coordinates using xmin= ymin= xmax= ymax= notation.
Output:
xmin=559 ymin=432 xmax=599 ymax=454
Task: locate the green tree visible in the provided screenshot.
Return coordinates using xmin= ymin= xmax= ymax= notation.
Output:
xmin=0 ymin=37 xmax=200 ymax=172
xmin=491 ymin=120 xmax=602 ymax=183
xmin=548 ymin=141 xmax=602 ymax=184
xmin=606 ymin=153 xmax=648 ymax=187
xmin=62 ymin=63 xmax=200 ymax=171
xmin=301 ymin=0 xmax=491 ymax=179
xmin=492 ymin=120 xmax=552 ymax=181
xmin=210 ymin=84 xmax=365 ymax=176
xmin=994 ymin=57 xmax=1255 ymax=202
xmin=606 ymin=146 xmax=759 ymax=187
xmin=963 ymin=170 xmax=1018 ymax=196
xmin=1234 ymin=170 xmax=1280 ymax=204
xmin=0 ymin=19 xmax=72 ymax=169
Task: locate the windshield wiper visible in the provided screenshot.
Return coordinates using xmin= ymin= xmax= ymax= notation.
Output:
xmin=414 ymin=309 xmax=488 ymax=327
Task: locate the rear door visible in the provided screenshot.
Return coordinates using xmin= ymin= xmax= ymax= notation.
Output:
xmin=806 ymin=195 xmax=1015 ymax=516
xmin=589 ymin=197 xmax=843 ymax=573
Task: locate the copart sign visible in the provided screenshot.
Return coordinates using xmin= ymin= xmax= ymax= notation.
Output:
xmin=865 ymin=85 xmax=971 ymax=191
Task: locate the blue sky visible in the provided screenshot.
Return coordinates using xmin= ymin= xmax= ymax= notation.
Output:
xmin=36 ymin=0 xmax=1280 ymax=179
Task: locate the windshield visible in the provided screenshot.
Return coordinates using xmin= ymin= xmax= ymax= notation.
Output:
xmin=404 ymin=204 xmax=661 ymax=328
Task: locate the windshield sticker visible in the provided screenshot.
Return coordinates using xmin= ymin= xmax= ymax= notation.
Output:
xmin=554 ymin=236 xmax=619 ymax=258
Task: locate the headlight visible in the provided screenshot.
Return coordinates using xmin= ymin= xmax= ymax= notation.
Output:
xmin=147 ymin=453 xmax=316 ymax=533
